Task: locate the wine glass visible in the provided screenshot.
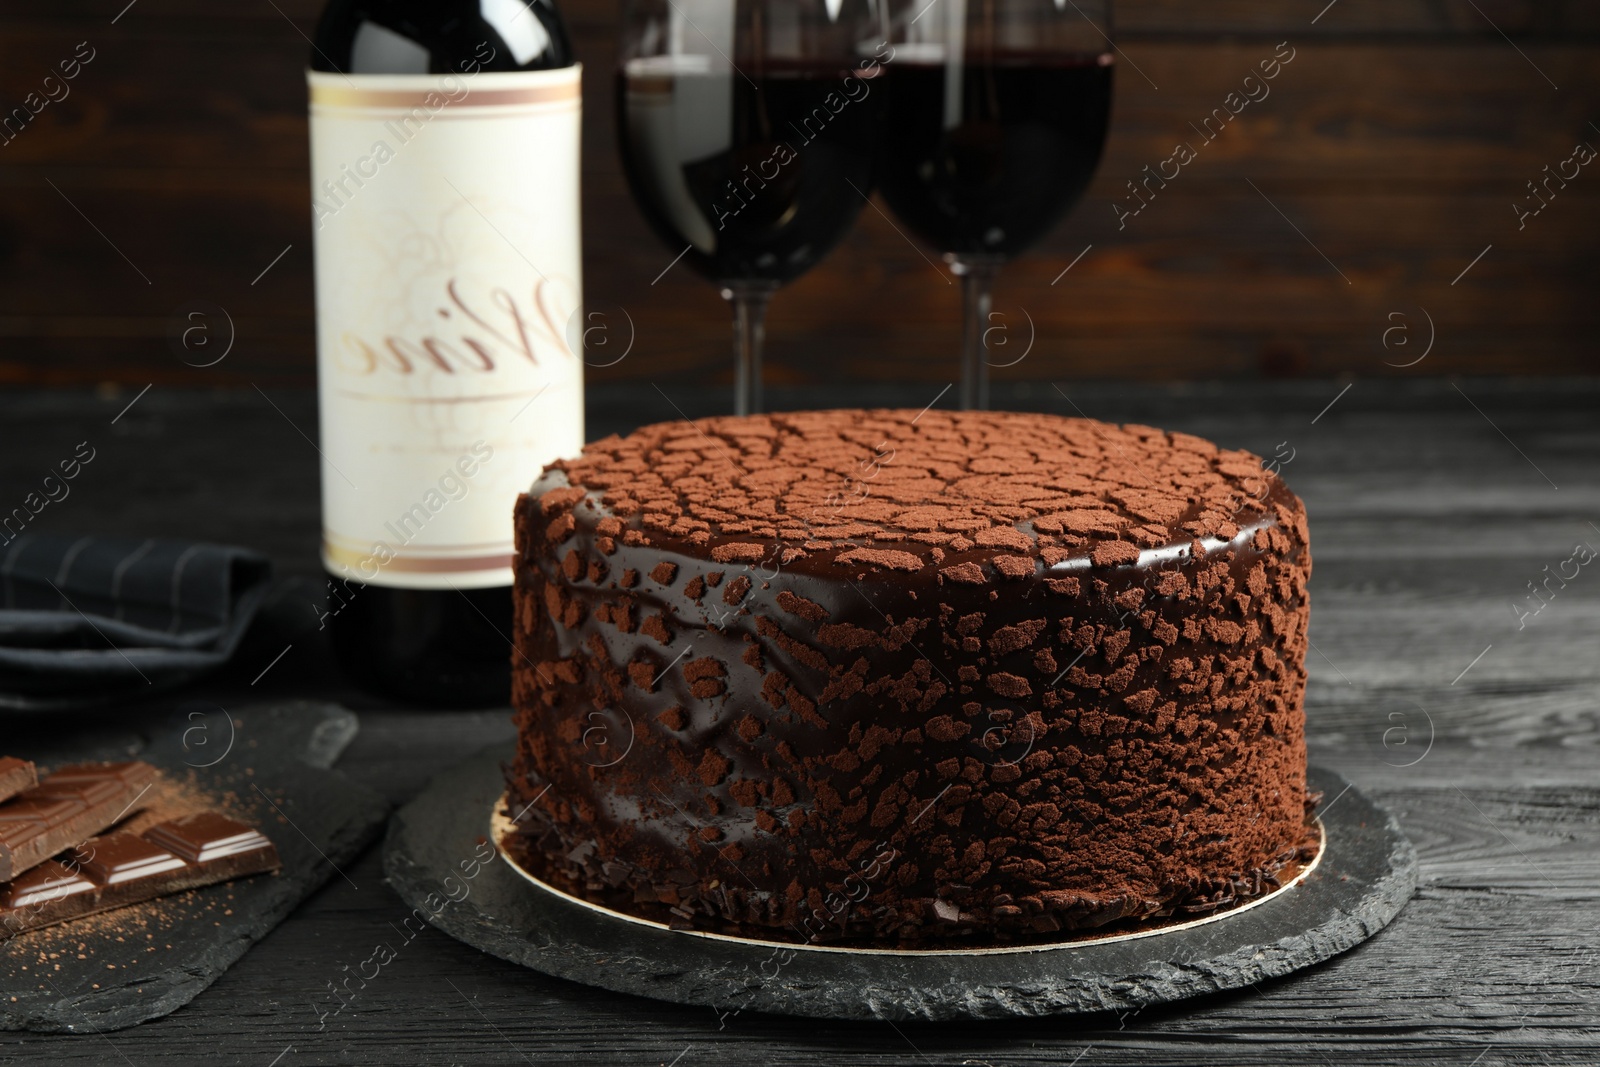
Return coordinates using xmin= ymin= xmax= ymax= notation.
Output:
xmin=879 ymin=0 xmax=1113 ymax=409
xmin=618 ymin=0 xmax=888 ymax=415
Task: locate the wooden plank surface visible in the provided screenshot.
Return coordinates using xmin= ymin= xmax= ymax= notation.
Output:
xmin=0 ymin=4 xmax=1596 ymax=385
xmin=0 ymin=378 xmax=1597 ymax=1064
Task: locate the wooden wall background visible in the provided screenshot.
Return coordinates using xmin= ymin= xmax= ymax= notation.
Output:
xmin=0 ymin=0 xmax=1596 ymax=389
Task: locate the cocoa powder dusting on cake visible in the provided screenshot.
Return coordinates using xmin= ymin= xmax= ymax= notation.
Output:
xmin=508 ymin=410 xmax=1312 ymax=944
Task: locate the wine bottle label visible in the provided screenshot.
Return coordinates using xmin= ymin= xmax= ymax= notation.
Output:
xmin=308 ymin=66 xmax=584 ymax=589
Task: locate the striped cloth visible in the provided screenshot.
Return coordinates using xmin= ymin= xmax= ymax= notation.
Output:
xmin=0 ymin=535 xmax=272 ymax=711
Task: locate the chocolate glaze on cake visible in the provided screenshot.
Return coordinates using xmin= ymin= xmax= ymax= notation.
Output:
xmin=508 ymin=410 xmax=1313 ymax=943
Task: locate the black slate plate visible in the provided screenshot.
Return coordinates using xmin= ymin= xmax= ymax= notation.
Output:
xmin=1 ymin=700 xmax=390 ymax=1034
xmin=384 ymin=746 xmax=1417 ymax=1021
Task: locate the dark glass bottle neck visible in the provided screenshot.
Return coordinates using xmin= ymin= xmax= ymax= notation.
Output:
xmin=311 ymin=0 xmax=573 ymax=74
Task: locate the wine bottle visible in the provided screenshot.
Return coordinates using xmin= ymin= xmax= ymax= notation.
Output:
xmin=307 ymin=0 xmax=584 ymax=706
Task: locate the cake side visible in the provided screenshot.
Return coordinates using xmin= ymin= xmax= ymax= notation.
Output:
xmin=508 ymin=410 xmax=1311 ymax=941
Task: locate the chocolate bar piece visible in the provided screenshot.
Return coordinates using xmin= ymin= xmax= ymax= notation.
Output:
xmin=0 ymin=762 xmax=157 ymax=882
xmin=0 ymin=812 xmax=280 ymax=939
xmin=0 ymin=758 xmax=37 ymax=804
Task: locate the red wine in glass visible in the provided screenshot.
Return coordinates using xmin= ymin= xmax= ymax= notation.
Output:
xmin=618 ymin=61 xmax=882 ymax=287
xmin=878 ymin=53 xmax=1112 ymax=258
xmin=617 ymin=0 xmax=885 ymax=415
xmin=880 ymin=0 xmax=1114 ymax=409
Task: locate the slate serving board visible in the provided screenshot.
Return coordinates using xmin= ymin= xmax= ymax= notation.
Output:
xmin=0 ymin=700 xmax=390 ymax=1034
xmin=385 ymin=746 xmax=1417 ymax=1021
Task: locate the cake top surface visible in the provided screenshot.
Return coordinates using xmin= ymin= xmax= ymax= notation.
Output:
xmin=538 ymin=409 xmax=1298 ymax=574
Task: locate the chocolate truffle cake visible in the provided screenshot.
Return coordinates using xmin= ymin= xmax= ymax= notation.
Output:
xmin=507 ymin=410 xmax=1314 ymax=942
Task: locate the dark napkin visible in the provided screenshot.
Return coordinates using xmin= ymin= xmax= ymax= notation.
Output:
xmin=0 ymin=535 xmax=273 ymax=711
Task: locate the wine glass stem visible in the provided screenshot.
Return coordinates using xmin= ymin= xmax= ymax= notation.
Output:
xmin=724 ymin=282 xmax=776 ymax=417
xmin=955 ymin=257 xmax=1002 ymax=411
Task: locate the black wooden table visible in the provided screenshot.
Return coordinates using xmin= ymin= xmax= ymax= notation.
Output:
xmin=2 ymin=379 xmax=1597 ymax=1066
